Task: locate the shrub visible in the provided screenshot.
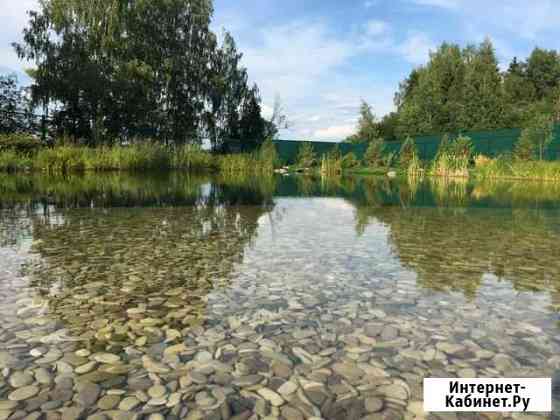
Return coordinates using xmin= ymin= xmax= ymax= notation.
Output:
xmin=382 ymin=151 xmax=397 ymax=167
xmin=296 ymin=142 xmax=317 ymax=168
xmin=321 ymin=146 xmax=343 ymax=176
xmin=515 ymin=129 xmax=537 ymax=161
xmin=255 ymin=138 xmax=278 ymax=174
xmin=0 ymin=133 xmax=43 ymax=155
xmin=0 ymin=150 xmax=31 ymax=172
xmin=429 ymin=135 xmax=473 ymax=177
xmin=407 ymin=153 xmax=423 ymax=178
xmin=450 ymin=135 xmax=474 ymax=160
xmin=341 ymin=152 xmax=359 ymax=169
xmin=363 ymin=138 xmax=385 ymax=167
xmin=515 ymin=113 xmax=554 ymax=161
xmin=399 ymin=136 xmax=417 ymax=168
xmin=474 ymin=154 xmax=493 ymax=167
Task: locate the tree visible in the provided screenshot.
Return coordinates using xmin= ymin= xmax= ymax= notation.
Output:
xmin=525 ymin=48 xmax=560 ymax=100
xmin=503 ymin=57 xmax=536 ymax=126
xmin=514 ymin=130 xmax=536 ymax=161
xmin=13 ymin=0 xmax=270 ymax=148
xmin=399 ymin=136 xmax=418 ymax=167
xmin=391 ymin=41 xmax=560 ymax=137
xmin=346 ymin=101 xmax=380 ymax=143
xmin=396 ymin=43 xmax=467 ymax=137
xmin=263 ymin=95 xmax=289 ymax=140
xmin=378 ymin=112 xmax=399 ymax=140
xmin=363 ymin=138 xmax=385 ymax=167
xmin=0 ymin=74 xmax=33 ymax=134
xmin=296 ymin=142 xmax=317 ymax=168
xmin=515 ymin=113 xmax=554 ymax=161
xmin=238 ymin=85 xmax=267 ymax=151
xmin=460 ymin=39 xmax=504 ymax=130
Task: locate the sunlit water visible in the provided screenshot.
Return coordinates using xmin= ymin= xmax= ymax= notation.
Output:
xmin=0 ymin=173 xmax=558 ymax=420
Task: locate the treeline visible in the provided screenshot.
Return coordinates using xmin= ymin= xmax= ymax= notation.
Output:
xmin=348 ymin=39 xmax=560 ymax=141
xmin=8 ymin=0 xmax=278 ymax=151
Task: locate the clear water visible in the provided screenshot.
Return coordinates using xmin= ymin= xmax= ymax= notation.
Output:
xmin=0 ymin=173 xmax=558 ymax=419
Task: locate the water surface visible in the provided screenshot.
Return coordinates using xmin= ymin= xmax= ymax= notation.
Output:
xmin=0 ymin=173 xmax=558 ymax=419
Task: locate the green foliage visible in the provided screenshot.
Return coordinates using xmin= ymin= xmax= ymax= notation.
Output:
xmin=515 ymin=113 xmax=554 ymax=161
xmin=399 ymin=136 xmax=418 ymax=168
xmin=296 ymin=142 xmax=317 ymax=168
xmin=320 ymin=146 xmax=343 ymax=176
xmin=363 ymin=138 xmax=385 ymax=167
xmin=346 ymin=101 xmax=380 ymax=143
xmin=256 ymin=138 xmax=279 ymax=173
xmin=0 ymin=150 xmax=31 ymax=172
xmin=0 ymin=75 xmax=34 ymax=134
xmin=392 ymin=40 xmax=560 ymax=136
xmin=0 ymin=133 xmax=43 ymax=155
xmin=429 ymin=135 xmax=473 ymax=177
xmin=382 ymin=151 xmax=397 ymax=168
xmin=407 ymin=153 xmax=423 ymax=177
xmin=219 ymin=139 xmax=279 ymax=175
xmin=14 ymin=0 xmax=272 ymax=149
xmin=474 ymin=156 xmax=560 ymax=181
xmin=450 ymin=135 xmax=474 ymax=160
xmin=515 ymin=131 xmax=537 ymax=161
xmin=341 ymin=152 xmax=359 ymax=169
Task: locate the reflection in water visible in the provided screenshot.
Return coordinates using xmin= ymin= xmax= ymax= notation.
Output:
xmin=0 ymin=173 xmax=558 ymax=419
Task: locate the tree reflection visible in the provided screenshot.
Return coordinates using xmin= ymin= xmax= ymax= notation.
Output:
xmin=0 ymin=173 xmax=275 ymax=350
xmin=348 ymin=177 xmax=560 ymax=299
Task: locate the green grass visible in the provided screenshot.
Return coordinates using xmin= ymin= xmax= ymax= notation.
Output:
xmin=474 ymin=158 xmax=560 ymax=181
xmin=345 ymin=166 xmax=396 ymax=176
xmin=0 ymin=140 xmax=278 ymax=176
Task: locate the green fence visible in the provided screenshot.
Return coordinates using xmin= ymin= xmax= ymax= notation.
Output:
xmin=274 ymin=125 xmax=560 ymax=164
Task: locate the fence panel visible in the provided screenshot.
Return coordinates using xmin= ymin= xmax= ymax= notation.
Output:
xmin=274 ymin=125 xmax=560 ymax=164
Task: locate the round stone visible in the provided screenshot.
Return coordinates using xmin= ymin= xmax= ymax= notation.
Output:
xmin=194 ymin=351 xmax=212 ymax=364
xmin=35 ymin=368 xmax=53 ymax=384
xmin=281 ymin=406 xmax=304 ymax=420
xmin=75 ymin=349 xmax=91 ymax=357
xmin=8 ymin=385 xmax=40 ymax=401
xmin=277 ymin=381 xmax=298 ymax=396
xmin=9 ymin=371 xmax=34 ymax=388
xmin=365 ymin=397 xmax=384 ymax=413
xmin=148 ymin=385 xmax=167 ymax=399
xmin=97 ymin=395 xmax=121 ymax=410
xmin=119 ymin=397 xmax=141 ymax=411
xmin=257 ymin=388 xmax=284 ymax=407
xmin=75 ymin=361 xmax=97 ymax=374
xmin=92 ymin=353 xmax=120 ymax=364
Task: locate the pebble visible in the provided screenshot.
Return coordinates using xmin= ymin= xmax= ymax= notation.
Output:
xmin=8 ymin=385 xmax=40 ymax=401
xmin=92 ymin=353 xmax=121 ymax=364
xmin=257 ymin=388 xmax=284 ymax=407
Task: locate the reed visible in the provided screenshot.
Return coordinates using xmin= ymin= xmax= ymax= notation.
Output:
xmin=474 ymin=156 xmax=560 ymax=181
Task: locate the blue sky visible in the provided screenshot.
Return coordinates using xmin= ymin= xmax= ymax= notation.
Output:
xmin=3 ymin=0 xmax=560 ymax=140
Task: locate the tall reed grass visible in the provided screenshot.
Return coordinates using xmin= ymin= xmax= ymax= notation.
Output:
xmin=427 ymin=135 xmax=472 ymax=178
xmin=0 ymin=138 xmax=278 ymax=176
xmin=475 ymin=156 xmax=560 ymax=181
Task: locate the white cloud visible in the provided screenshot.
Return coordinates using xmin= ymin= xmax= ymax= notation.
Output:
xmin=0 ymin=0 xmax=38 ymax=70
xmin=365 ymin=20 xmax=390 ymax=37
xmin=397 ymin=32 xmax=436 ymax=65
xmin=407 ymin=0 xmax=560 ymax=40
xmin=240 ymin=22 xmax=356 ymax=103
xmin=261 ymin=104 xmax=274 ymax=120
xmin=313 ymin=124 xmax=355 ymax=140
xmin=408 ymin=0 xmax=459 ymax=9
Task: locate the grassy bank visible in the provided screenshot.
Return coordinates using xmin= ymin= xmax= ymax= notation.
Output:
xmin=0 ymin=136 xmax=278 ymax=175
xmin=473 ymin=158 xmax=560 ymax=181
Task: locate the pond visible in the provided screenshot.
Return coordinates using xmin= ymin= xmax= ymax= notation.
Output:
xmin=0 ymin=173 xmax=558 ymax=420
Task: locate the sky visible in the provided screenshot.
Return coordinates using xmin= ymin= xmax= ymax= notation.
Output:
xmin=2 ymin=1 xmax=560 ymax=141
